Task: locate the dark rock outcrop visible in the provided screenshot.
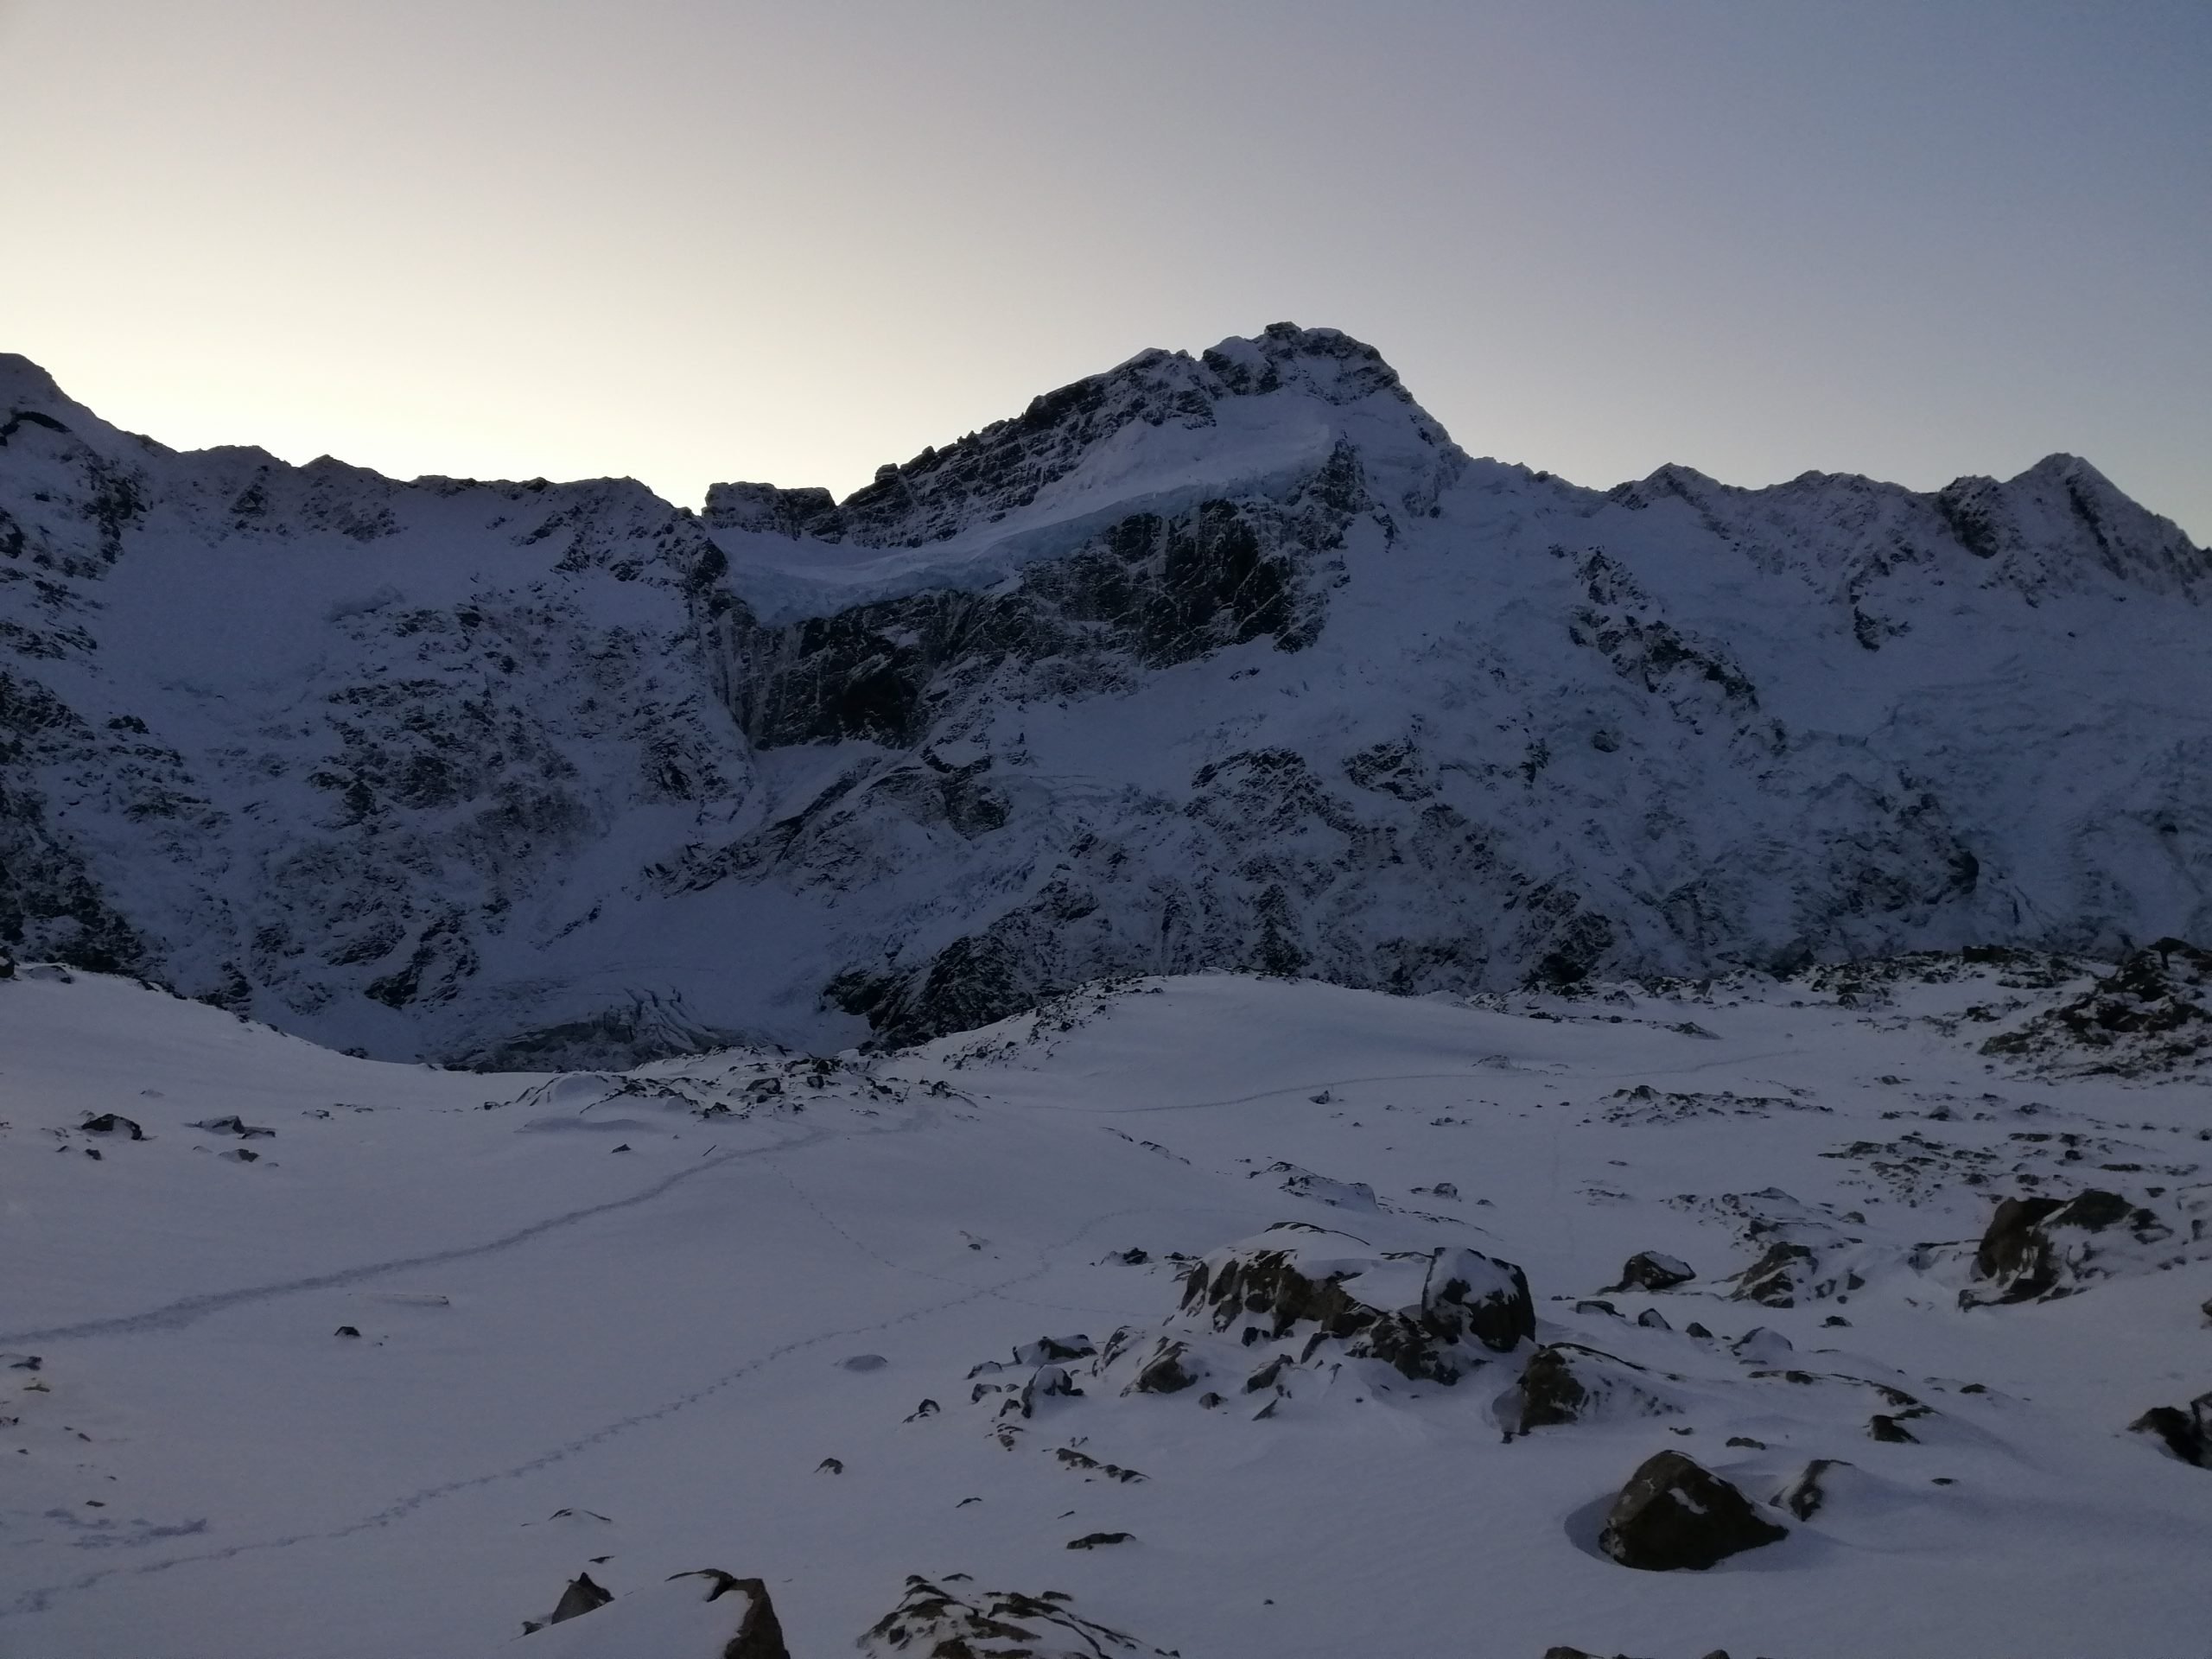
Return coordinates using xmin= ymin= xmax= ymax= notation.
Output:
xmin=1775 ymin=1458 xmax=1850 ymax=1521
xmin=1731 ymin=1242 xmax=1816 ymax=1307
xmin=524 ymin=1571 xmax=612 ymax=1632
xmin=672 ymin=1572 xmax=790 ymax=1659
xmin=1983 ymin=938 xmax=2212 ymax=1076
xmin=1179 ymin=1227 xmax=1534 ymax=1382
xmin=2130 ymin=1392 xmax=2212 ymax=1468
xmin=1615 ymin=1251 xmax=1694 ymax=1292
xmin=1967 ymin=1189 xmax=2165 ymax=1304
xmin=1505 ymin=1344 xmax=1675 ymax=1433
xmin=520 ymin=1569 xmax=789 ymax=1656
xmin=1599 ymin=1452 xmax=1788 ymax=1571
xmin=861 ymin=1574 xmax=1174 ymax=1657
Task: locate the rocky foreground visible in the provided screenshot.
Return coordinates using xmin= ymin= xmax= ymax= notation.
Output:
xmin=2 ymin=949 xmax=2208 ymax=1656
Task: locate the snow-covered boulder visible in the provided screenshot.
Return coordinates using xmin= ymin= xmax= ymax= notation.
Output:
xmin=860 ymin=1576 xmax=1173 ymax=1658
xmin=1173 ymin=1224 xmax=1534 ymax=1378
xmin=1613 ymin=1251 xmax=1694 ymax=1292
xmin=1502 ymin=1344 xmax=1679 ymax=1433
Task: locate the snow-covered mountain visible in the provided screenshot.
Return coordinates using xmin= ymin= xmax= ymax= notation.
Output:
xmin=3 ymin=326 xmax=2208 ymax=1063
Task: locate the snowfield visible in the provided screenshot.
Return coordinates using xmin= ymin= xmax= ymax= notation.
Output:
xmin=3 ymin=959 xmax=2209 ymax=1658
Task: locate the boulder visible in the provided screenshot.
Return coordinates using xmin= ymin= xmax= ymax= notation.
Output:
xmin=1967 ymin=1190 xmax=2164 ymax=1304
xmin=1775 ymin=1458 xmax=1850 ymax=1520
xmin=1599 ymin=1452 xmax=1787 ymax=1571
xmin=1616 ymin=1251 xmax=1694 ymax=1293
xmin=1731 ymin=1242 xmax=1815 ymax=1307
xmin=1504 ymin=1344 xmax=1675 ymax=1433
xmin=1980 ymin=938 xmax=2212 ymax=1075
xmin=861 ymin=1574 xmax=1174 ymax=1656
xmin=189 ymin=1116 xmax=275 ymax=1138
xmin=523 ymin=1572 xmax=611 ymax=1632
xmin=1178 ymin=1225 xmax=1533 ymax=1384
xmin=1128 ymin=1340 xmax=1199 ymax=1395
xmin=2129 ymin=1391 xmax=2212 ymax=1468
xmin=515 ymin=1570 xmax=788 ymax=1657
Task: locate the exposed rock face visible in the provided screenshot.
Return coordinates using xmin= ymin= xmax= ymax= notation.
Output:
xmin=4 ymin=334 xmax=2209 ymax=1064
xmin=1967 ymin=1189 xmax=2169 ymax=1305
xmin=1599 ymin=1452 xmax=1788 ymax=1571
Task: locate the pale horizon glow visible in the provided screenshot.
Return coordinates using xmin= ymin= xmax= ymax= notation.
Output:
xmin=3 ymin=0 xmax=2208 ymax=540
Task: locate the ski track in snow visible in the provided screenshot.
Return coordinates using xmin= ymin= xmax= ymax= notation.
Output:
xmin=2 ymin=1144 xmax=1165 ymax=1621
xmin=0 ymin=1122 xmax=836 ymax=1351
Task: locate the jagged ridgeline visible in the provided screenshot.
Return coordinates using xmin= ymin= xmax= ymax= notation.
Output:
xmin=1 ymin=326 xmax=2208 ymax=1064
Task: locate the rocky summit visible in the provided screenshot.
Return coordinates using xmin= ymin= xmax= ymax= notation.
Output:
xmin=2 ymin=326 xmax=2208 ymax=1065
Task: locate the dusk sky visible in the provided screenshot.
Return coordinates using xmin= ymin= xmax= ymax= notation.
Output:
xmin=5 ymin=0 xmax=2207 ymax=539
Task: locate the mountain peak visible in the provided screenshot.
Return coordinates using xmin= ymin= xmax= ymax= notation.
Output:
xmin=1935 ymin=452 xmax=2209 ymax=595
xmin=0 ymin=353 xmax=68 ymax=414
xmin=704 ymin=324 xmax=1459 ymax=562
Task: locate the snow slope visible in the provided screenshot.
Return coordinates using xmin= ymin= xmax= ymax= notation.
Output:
xmin=2 ymin=961 xmax=2208 ymax=1657
xmin=3 ymin=326 xmax=2209 ymax=1065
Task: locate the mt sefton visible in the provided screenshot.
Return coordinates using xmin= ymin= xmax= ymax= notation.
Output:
xmin=2 ymin=324 xmax=2206 ymax=1065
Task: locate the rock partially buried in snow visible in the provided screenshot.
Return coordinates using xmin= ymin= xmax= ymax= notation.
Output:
xmin=1730 ymin=1242 xmax=1817 ymax=1307
xmin=860 ymin=1575 xmax=1173 ymax=1657
xmin=1599 ymin=1452 xmax=1788 ymax=1571
xmin=516 ymin=1570 xmax=789 ymax=1657
xmin=1614 ymin=1251 xmax=1694 ymax=1293
xmin=2129 ymin=1392 xmax=2212 ymax=1469
xmin=523 ymin=1572 xmax=613 ymax=1632
xmin=1179 ymin=1225 xmax=1535 ymax=1376
xmin=1981 ymin=937 xmax=2212 ymax=1077
xmin=840 ymin=1353 xmax=891 ymax=1372
xmin=1775 ymin=1458 xmax=1852 ymax=1520
xmin=1966 ymin=1190 xmax=2167 ymax=1305
xmin=1504 ymin=1344 xmax=1676 ymax=1433
xmin=189 ymin=1115 xmax=275 ymax=1138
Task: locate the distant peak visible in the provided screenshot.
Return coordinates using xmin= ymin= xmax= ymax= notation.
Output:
xmin=705 ymin=323 xmax=1455 ymax=553
xmin=1199 ymin=322 xmax=1407 ymax=405
xmin=0 ymin=353 xmax=70 ymax=414
xmin=2012 ymin=452 xmax=2110 ymax=493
